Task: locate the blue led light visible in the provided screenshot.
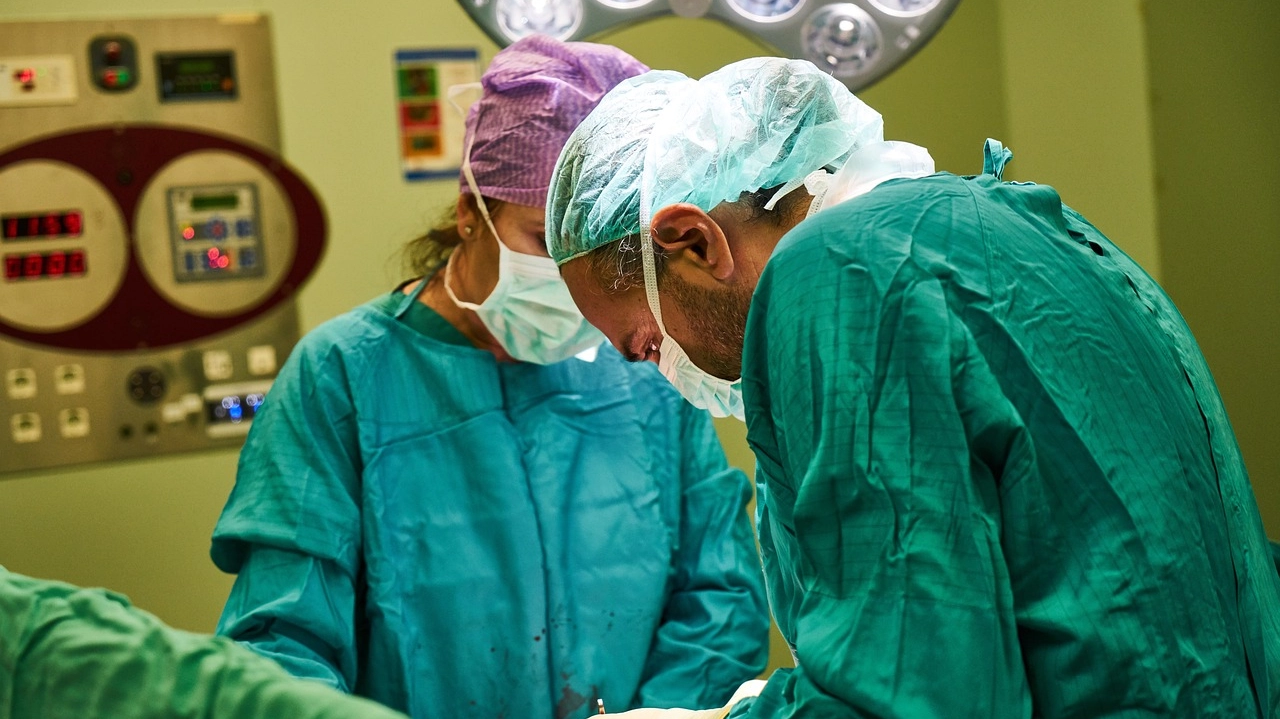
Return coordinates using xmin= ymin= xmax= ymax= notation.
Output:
xmin=221 ymin=395 xmax=244 ymax=423
xmin=246 ymin=393 xmax=265 ymax=415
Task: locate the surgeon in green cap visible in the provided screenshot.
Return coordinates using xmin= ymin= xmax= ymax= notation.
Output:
xmin=545 ymin=56 xmax=1280 ymax=718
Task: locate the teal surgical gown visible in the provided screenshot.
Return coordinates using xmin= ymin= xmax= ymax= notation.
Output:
xmin=0 ymin=566 xmax=407 ymax=719
xmin=210 ymin=282 xmax=768 ymax=719
xmin=734 ymin=143 xmax=1280 ymax=718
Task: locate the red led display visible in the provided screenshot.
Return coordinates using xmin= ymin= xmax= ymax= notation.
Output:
xmin=2 ymin=211 xmax=84 ymax=241
xmin=4 ymin=250 xmax=87 ymax=281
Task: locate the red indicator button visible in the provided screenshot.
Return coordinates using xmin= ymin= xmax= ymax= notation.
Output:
xmin=15 ymin=67 xmax=35 ymax=91
xmin=206 ymin=247 xmax=231 ymax=270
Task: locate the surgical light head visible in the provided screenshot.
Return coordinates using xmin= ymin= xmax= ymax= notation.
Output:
xmin=457 ymin=0 xmax=963 ymax=91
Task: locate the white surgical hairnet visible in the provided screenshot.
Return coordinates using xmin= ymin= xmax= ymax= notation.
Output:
xmin=547 ymin=57 xmax=885 ymax=265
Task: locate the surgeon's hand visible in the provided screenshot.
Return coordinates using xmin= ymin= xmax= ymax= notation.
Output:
xmin=604 ymin=680 xmax=767 ymax=719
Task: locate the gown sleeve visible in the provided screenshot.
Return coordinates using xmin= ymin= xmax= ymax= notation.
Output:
xmin=636 ymin=401 xmax=771 ymax=710
xmin=0 ymin=568 xmax=406 ymax=719
xmin=732 ymin=217 xmax=1032 ymax=718
xmin=209 ymin=327 xmax=367 ymax=692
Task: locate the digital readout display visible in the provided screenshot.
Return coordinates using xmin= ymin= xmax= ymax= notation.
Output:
xmin=190 ymin=193 xmax=240 ymax=211
xmin=167 ymin=183 xmax=265 ymax=283
xmin=4 ymin=250 xmax=87 ymax=281
xmin=177 ymin=59 xmax=217 ymax=75
xmin=157 ymin=51 xmax=238 ymax=102
xmin=3 ymin=211 xmax=83 ymax=241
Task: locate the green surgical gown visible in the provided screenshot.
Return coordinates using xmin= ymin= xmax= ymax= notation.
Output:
xmin=210 ymin=283 xmax=768 ymax=719
xmin=0 ymin=566 xmax=407 ymax=719
xmin=734 ymin=143 xmax=1280 ymax=718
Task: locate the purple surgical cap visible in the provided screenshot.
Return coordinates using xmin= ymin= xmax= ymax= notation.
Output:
xmin=459 ymin=35 xmax=648 ymax=208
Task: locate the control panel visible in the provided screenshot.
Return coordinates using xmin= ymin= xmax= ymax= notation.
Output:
xmin=168 ymin=183 xmax=265 ymax=282
xmin=0 ymin=16 xmax=325 ymax=476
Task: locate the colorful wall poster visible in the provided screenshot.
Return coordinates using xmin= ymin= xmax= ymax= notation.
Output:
xmin=394 ymin=48 xmax=479 ymax=181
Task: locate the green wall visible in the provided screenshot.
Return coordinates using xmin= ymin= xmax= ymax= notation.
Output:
xmin=1144 ymin=1 xmax=1280 ymax=531
xmin=996 ymin=0 xmax=1160 ymax=274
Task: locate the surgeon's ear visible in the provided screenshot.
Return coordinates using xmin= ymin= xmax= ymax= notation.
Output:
xmin=651 ymin=204 xmax=735 ymax=282
xmin=455 ymin=195 xmax=479 ymax=242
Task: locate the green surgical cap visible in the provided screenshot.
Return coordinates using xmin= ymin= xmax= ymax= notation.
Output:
xmin=547 ymin=56 xmax=885 ymax=265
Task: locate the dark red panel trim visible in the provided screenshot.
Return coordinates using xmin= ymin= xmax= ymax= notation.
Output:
xmin=0 ymin=125 xmax=325 ymax=351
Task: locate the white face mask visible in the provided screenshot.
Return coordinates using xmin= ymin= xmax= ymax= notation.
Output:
xmin=652 ymin=331 xmax=745 ymax=420
xmin=443 ymin=236 xmax=604 ymax=364
xmin=638 ymin=187 xmax=744 ymax=421
xmin=443 ymin=83 xmax=603 ymax=365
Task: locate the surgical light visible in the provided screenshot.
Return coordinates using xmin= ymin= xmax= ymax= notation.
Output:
xmin=457 ymin=0 xmax=962 ymax=91
xmin=869 ymin=0 xmax=941 ymax=17
xmin=728 ymin=0 xmax=806 ymax=22
xmin=802 ymin=4 xmax=880 ymax=78
xmin=494 ymin=0 xmax=584 ymax=41
xmin=596 ymin=0 xmax=656 ymax=8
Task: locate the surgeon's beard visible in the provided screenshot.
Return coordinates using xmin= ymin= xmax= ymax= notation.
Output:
xmin=662 ymin=270 xmax=754 ymax=381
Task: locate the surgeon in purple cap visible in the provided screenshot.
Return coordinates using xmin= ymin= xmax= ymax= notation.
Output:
xmin=209 ymin=35 xmax=769 ymax=719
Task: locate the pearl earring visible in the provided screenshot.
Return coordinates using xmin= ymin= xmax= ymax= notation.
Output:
xmin=463 ymin=226 xmax=473 ymax=235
